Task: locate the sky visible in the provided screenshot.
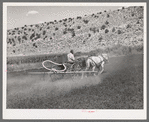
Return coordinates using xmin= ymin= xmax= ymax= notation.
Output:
xmin=7 ymin=6 xmax=125 ymax=29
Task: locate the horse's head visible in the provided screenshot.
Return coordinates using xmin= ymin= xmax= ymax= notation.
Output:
xmin=101 ymin=53 xmax=109 ymax=63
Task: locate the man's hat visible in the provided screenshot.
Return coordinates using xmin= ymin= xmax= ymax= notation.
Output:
xmin=70 ymin=50 xmax=74 ymax=54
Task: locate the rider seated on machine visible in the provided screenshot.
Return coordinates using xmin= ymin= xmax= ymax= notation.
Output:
xmin=67 ymin=50 xmax=75 ymax=70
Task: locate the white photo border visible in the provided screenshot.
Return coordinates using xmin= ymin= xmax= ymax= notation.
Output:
xmin=3 ymin=2 xmax=147 ymax=119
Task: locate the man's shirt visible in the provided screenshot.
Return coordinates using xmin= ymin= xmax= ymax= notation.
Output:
xmin=67 ymin=53 xmax=75 ymax=63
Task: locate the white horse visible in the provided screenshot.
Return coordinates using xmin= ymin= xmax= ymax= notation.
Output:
xmin=83 ymin=54 xmax=109 ymax=77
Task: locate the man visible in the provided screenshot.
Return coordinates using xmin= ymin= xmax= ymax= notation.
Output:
xmin=67 ymin=50 xmax=75 ymax=64
xmin=66 ymin=50 xmax=75 ymax=70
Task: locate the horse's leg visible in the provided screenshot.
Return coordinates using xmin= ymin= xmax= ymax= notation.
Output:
xmin=100 ymin=62 xmax=105 ymax=74
xmin=83 ymin=66 xmax=89 ymax=78
xmin=92 ymin=66 xmax=96 ymax=76
xmin=82 ymin=63 xmax=89 ymax=79
xmin=97 ymin=65 xmax=101 ymax=75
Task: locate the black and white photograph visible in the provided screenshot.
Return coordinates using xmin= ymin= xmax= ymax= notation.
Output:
xmin=3 ymin=2 xmax=147 ymax=119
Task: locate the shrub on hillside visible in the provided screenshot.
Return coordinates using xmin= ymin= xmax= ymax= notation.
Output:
xmin=68 ymin=18 xmax=72 ymax=21
xmin=63 ymin=30 xmax=67 ymax=34
xmin=35 ymin=33 xmax=40 ymax=40
xmin=22 ymin=35 xmax=27 ymax=40
xmin=30 ymin=33 xmax=35 ymax=40
xmin=139 ymin=16 xmax=143 ymax=19
xmin=101 ymin=25 xmax=106 ymax=30
xmin=117 ymin=30 xmax=122 ymax=34
xmin=68 ymin=28 xmax=74 ymax=32
xmin=43 ymin=36 xmax=47 ymax=40
xmin=88 ymin=33 xmax=91 ymax=37
xmin=8 ymin=39 xmax=12 ymax=44
xmin=77 ymin=16 xmax=82 ymax=19
xmin=126 ymin=24 xmax=131 ymax=29
xmin=50 ymin=22 xmax=54 ymax=24
xmin=35 ymin=24 xmax=39 ymax=28
xmin=107 ymin=14 xmax=110 ymax=18
xmin=90 ymin=27 xmax=97 ymax=33
xmin=131 ymin=13 xmax=135 ymax=17
xmin=12 ymin=38 xmax=16 ymax=46
xmin=99 ymin=37 xmax=102 ymax=42
xmin=83 ymin=20 xmax=89 ymax=24
xmin=43 ymin=30 xmax=46 ymax=35
xmin=105 ymin=29 xmax=109 ymax=33
xmin=77 ymin=26 xmax=81 ymax=29
xmin=105 ymin=21 xmax=109 ymax=25
xmin=18 ymin=36 xmax=21 ymax=43
xmin=72 ymin=32 xmax=75 ymax=37
xmin=12 ymin=50 xmax=15 ymax=53
xmin=112 ymin=27 xmax=116 ymax=32
xmin=40 ymin=27 xmax=42 ymax=31
xmin=63 ymin=18 xmax=67 ymax=22
xmin=136 ymin=20 xmax=140 ymax=24
xmin=55 ymin=27 xmax=59 ymax=31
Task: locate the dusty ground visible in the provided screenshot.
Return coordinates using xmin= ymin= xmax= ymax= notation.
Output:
xmin=7 ymin=54 xmax=143 ymax=109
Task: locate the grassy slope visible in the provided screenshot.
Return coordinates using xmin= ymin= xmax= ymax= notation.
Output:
xmin=7 ymin=54 xmax=143 ymax=109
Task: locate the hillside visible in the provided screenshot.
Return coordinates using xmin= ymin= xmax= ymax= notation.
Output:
xmin=7 ymin=6 xmax=144 ymax=56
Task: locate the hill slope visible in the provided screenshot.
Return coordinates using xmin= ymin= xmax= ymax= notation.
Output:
xmin=7 ymin=6 xmax=144 ymax=56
